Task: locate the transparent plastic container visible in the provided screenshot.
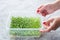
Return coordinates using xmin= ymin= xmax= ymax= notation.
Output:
xmin=10 ymin=13 xmax=42 ymax=38
xmin=10 ymin=13 xmax=42 ymax=40
xmin=0 ymin=13 xmax=10 ymax=40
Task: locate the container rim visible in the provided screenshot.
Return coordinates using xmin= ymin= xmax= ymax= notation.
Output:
xmin=10 ymin=28 xmax=41 ymax=30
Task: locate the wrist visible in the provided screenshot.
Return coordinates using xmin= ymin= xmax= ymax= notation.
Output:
xmin=54 ymin=0 xmax=60 ymax=10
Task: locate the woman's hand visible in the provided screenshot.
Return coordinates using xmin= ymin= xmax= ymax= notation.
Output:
xmin=37 ymin=0 xmax=60 ymax=16
xmin=37 ymin=3 xmax=58 ymax=16
xmin=40 ymin=17 xmax=60 ymax=32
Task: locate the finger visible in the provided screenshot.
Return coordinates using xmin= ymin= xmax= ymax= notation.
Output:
xmin=38 ymin=5 xmax=48 ymax=16
xmin=37 ymin=5 xmax=43 ymax=13
xmin=45 ymin=18 xmax=54 ymax=26
xmin=43 ymin=24 xmax=49 ymax=29
xmin=37 ymin=9 xmax=48 ymax=16
xmin=37 ymin=5 xmax=44 ymax=13
xmin=40 ymin=27 xmax=51 ymax=33
xmin=50 ymin=19 xmax=58 ymax=30
xmin=42 ymin=18 xmax=54 ymax=29
xmin=43 ymin=22 xmax=49 ymax=26
xmin=41 ymin=20 xmax=56 ymax=32
xmin=43 ymin=21 xmax=50 ymax=28
xmin=40 ymin=9 xmax=48 ymax=16
xmin=38 ymin=5 xmax=44 ymax=9
xmin=40 ymin=29 xmax=45 ymax=33
xmin=37 ymin=5 xmax=47 ymax=16
xmin=37 ymin=9 xmax=40 ymax=13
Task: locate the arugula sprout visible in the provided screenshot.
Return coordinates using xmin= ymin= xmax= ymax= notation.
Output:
xmin=10 ymin=29 xmax=40 ymax=36
xmin=10 ymin=17 xmax=41 ymax=36
xmin=10 ymin=17 xmax=41 ymax=28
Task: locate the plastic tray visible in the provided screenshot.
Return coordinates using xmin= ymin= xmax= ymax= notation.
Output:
xmin=10 ymin=28 xmax=41 ymax=37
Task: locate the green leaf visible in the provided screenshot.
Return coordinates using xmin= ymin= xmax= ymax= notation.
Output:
xmin=10 ymin=17 xmax=41 ymax=28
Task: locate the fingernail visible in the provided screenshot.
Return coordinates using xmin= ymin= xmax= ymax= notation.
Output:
xmin=40 ymin=30 xmax=43 ymax=32
xmin=42 ymin=10 xmax=48 ymax=16
xmin=43 ymin=22 xmax=46 ymax=24
xmin=37 ymin=10 xmax=40 ymax=13
xmin=42 ymin=13 xmax=46 ymax=16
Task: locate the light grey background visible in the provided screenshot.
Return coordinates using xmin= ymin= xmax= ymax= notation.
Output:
xmin=0 ymin=0 xmax=60 ymax=40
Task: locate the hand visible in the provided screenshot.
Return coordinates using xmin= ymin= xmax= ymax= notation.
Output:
xmin=37 ymin=3 xmax=58 ymax=16
xmin=40 ymin=17 xmax=60 ymax=32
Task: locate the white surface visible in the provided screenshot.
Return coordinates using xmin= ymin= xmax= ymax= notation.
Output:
xmin=0 ymin=0 xmax=60 ymax=40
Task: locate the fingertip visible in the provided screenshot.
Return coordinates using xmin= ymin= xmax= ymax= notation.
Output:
xmin=40 ymin=30 xmax=45 ymax=33
xmin=38 ymin=5 xmax=44 ymax=9
xmin=40 ymin=29 xmax=51 ymax=33
xmin=37 ymin=9 xmax=40 ymax=13
xmin=42 ymin=12 xmax=47 ymax=16
xmin=43 ymin=21 xmax=50 ymax=26
xmin=41 ymin=9 xmax=48 ymax=16
xmin=43 ymin=22 xmax=46 ymax=24
xmin=44 ymin=29 xmax=51 ymax=32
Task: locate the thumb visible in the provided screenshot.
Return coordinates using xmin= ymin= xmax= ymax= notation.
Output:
xmin=37 ymin=5 xmax=48 ymax=16
xmin=43 ymin=18 xmax=54 ymax=28
xmin=41 ymin=19 xmax=56 ymax=32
